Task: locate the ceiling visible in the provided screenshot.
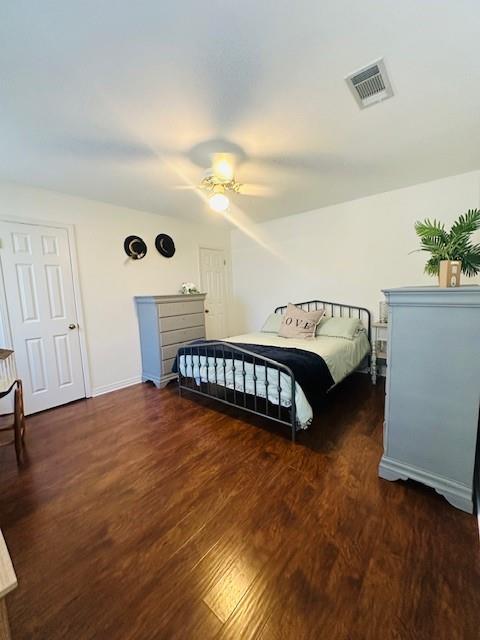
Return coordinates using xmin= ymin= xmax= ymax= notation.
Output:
xmin=1 ymin=0 xmax=480 ymax=223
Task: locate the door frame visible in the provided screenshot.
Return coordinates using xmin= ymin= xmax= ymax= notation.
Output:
xmin=198 ymin=246 xmax=229 ymax=338
xmin=0 ymin=216 xmax=92 ymax=399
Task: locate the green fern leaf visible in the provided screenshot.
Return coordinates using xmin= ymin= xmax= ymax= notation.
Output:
xmin=450 ymin=209 xmax=480 ymax=237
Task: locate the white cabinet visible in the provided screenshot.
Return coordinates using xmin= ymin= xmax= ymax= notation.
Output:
xmin=379 ymin=286 xmax=480 ymax=513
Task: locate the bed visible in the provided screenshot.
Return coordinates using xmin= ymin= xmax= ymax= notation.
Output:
xmin=175 ymin=300 xmax=371 ymax=441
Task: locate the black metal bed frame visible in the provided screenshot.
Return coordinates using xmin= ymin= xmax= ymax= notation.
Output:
xmin=177 ymin=299 xmax=371 ymax=442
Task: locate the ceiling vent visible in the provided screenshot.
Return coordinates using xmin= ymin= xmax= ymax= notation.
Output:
xmin=345 ymin=58 xmax=393 ymax=109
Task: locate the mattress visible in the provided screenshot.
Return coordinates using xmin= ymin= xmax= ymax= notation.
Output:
xmin=177 ymin=331 xmax=370 ymax=429
xmin=226 ymin=331 xmax=370 ymax=386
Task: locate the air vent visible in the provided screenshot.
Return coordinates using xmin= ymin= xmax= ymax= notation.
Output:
xmin=345 ymin=58 xmax=393 ymax=109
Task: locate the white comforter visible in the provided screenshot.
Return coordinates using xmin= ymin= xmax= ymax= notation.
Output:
xmin=177 ymin=331 xmax=370 ymax=428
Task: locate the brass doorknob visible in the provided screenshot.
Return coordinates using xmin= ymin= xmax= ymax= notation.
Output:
xmin=68 ymin=323 xmax=77 ymax=330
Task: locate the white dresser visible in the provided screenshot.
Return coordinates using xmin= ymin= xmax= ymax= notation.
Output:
xmin=135 ymin=294 xmax=207 ymax=388
xmin=379 ymin=286 xmax=480 ymax=513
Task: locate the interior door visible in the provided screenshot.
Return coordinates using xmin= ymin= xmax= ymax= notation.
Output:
xmin=199 ymin=247 xmax=228 ymax=339
xmin=0 ymin=221 xmax=86 ymax=414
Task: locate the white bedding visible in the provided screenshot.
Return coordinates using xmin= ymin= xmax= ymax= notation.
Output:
xmin=226 ymin=332 xmax=370 ymax=386
xmin=177 ymin=331 xmax=370 ymax=429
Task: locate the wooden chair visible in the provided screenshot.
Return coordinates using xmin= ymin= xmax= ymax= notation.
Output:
xmin=0 ymin=350 xmax=26 ymax=465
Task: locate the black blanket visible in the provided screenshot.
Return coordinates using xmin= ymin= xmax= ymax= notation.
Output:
xmin=173 ymin=340 xmax=334 ymax=406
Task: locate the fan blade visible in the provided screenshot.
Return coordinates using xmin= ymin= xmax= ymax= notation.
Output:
xmin=51 ymin=135 xmax=184 ymax=163
xmin=251 ymin=152 xmax=341 ymax=173
xmin=237 ymin=183 xmax=275 ymax=197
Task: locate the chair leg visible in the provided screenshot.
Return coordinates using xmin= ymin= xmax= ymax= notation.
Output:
xmin=13 ymin=381 xmax=25 ymax=465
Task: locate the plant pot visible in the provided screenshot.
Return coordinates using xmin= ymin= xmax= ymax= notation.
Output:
xmin=438 ymin=260 xmax=462 ymax=287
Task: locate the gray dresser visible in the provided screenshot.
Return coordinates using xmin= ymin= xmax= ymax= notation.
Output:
xmin=379 ymin=286 xmax=480 ymax=513
xmin=135 ymin=294 xmax=206 ymax=388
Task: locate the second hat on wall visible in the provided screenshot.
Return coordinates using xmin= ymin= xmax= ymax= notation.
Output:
xmin=155 ymin=234 xmax=175 ymax=258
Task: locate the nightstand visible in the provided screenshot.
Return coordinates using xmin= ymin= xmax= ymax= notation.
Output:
xmin=371 ymin=322 xmax=388 ymax=384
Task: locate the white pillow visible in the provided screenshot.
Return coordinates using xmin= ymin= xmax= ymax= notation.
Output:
xmin=316 ymin=316 xmax=363 ymax=340
xmin=261 ymin=313 xmax=282 ymax=333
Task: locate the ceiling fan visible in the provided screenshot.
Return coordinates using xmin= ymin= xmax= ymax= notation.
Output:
xmin=55 ymin=135 xmax=335 ymax=211
xmin=195 ymin=152 xmax=240 ymax=212
xmin=175 ymin=151 xmax=273 ymax=212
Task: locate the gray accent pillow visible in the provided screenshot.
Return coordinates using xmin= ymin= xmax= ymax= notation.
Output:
xmin=278 ymin=303 xmax=324 ymax=339
xmin=261 ymin=313 xmax=282 ymax=333
xmin=316 ymin=316 xmax=363 ymax=339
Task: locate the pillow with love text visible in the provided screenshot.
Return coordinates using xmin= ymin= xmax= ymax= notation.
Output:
xmin=278 ymin=303 xmax=324 ymax=339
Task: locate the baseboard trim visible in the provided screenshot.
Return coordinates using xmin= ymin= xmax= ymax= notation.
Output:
xmin=92 ymin=376 xmax=142 ymax=397
xmin=379 ymin=455 xmax=473 ymax=514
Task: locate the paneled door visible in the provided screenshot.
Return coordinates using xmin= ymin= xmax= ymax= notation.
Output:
xmin=0 ymin=222 xmax=86 ymax=414
xmin=199 ymin=247 xmax=227 ymax=339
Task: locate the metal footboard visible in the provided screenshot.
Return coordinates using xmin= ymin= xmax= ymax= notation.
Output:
xmin=177 ymin=341 xmax=298 ymax=442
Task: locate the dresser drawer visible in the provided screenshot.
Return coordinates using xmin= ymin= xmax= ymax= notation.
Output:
xmin=159 ymin=312 xmax=204 ymax=332
xmin=157 ymin=300 xmax=204 ymax=317
xmin=162 ymin=357 xmax=177 ymax=375
xmin=161 ymin=342 xmax=187 ymax=360
xmin=159 ymin=326 xmax=205 ymax=346
xmin=162 ymin=339 xmax=207 ymax=360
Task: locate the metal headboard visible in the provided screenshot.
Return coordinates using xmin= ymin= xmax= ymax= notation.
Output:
xmin=274 ymin=299 xmax=371 ymax=343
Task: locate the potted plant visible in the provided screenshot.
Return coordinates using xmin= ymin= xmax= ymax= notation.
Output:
xmin=414 ymin=209 xmax=480 ymax=287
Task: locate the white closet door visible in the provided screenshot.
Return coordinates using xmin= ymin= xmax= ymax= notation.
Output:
xmin=0 ymin=222 xmax=86 ymax=414
xmin=199 ymin=247 xmax=228 ymax=339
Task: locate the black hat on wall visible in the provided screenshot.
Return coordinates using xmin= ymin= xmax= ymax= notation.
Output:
xmin=124 ymin=235 xmax=147 ymax=260
xmin=155 ymin=234 xmax=176 ymax=258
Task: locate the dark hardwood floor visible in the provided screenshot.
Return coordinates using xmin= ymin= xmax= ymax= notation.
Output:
xmin=0 ymin=375 xmax=478 ymax=639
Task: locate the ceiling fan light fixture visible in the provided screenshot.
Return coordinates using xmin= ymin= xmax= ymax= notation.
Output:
xmin=208 ymin=193 xmax=230 ymax=213
xmin=212 ymin=156 xmax=234 ymax=181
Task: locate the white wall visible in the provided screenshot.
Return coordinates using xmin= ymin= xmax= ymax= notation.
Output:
xmin=231 ymin=170 xmax=480 ymax=334
xmin=2 ymin=170 xmax=479 ymax=398
xmin=0 ymin=182 xmax=232 ymax=395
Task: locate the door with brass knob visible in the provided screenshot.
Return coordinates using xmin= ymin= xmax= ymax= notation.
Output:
xmin=199 ymin=247 xmax=227 ymax=338
xmin=0 ymin=220 xmax=86 ymax=413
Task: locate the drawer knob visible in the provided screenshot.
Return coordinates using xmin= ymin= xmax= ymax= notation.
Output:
xmin=205 ymin=309 xmax=209 ymax=313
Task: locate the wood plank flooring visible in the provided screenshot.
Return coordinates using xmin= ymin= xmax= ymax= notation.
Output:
xmin=0 ymin=375 xmax=478 ymax=639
